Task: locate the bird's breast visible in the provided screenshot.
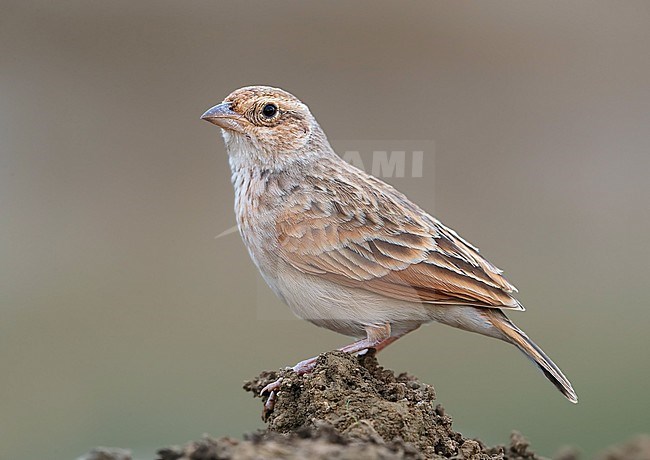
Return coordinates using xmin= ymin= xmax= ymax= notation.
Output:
xmin=231 ymin=167 xmax=295 ymax=280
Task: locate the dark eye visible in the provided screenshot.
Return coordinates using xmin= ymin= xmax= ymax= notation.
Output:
xmin=262 ymin=103 xmax=278 ymax=118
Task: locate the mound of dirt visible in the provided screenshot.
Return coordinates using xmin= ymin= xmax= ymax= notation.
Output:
xmin=158 ymin=351 xmax=544 ymax=460
xmin=81 ymin=351 xmax=650 ymax=459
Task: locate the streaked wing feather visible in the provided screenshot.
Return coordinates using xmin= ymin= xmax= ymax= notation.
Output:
xmin=276 ymin=169 xmax=522 ymax=310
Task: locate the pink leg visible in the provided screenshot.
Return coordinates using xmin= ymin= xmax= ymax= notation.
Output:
xmin=291 ymin=333 xmax=389 ymax=373
xmin=365 ymin=335 xmax=399 ymax=353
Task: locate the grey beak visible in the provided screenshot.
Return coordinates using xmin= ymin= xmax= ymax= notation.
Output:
xmin=201 ymin=103 xmax=245 ymax=132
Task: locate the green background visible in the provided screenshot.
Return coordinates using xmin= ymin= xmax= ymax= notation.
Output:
xmin=1 ymin=1 xmax=649 ymax=458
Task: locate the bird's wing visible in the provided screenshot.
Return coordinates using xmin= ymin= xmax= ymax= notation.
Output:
xmin=276 ymin=169 xmax=522 ymax=310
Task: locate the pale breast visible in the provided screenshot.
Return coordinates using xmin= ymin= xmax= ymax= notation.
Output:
xmin=231 ymin=166 xmax=310 ymax=287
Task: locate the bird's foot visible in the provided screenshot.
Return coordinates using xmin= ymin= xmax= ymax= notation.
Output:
xmin=292 ymin=357 xmax=318 ymax=374
xmin=258 ymin=326 xmax=399 ymax=418
xmin=260 ymin=377 xmax=283 ymax=419
xmin=260 ymin=376 xmax=283 ymax=397
xmin=259 ymin=359 xmax=318 ymax=418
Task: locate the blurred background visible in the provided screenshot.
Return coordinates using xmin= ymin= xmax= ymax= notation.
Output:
xmin=1 ymin=1 xmax=649 ymax=459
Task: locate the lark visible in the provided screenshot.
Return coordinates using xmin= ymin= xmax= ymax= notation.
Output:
xmin=201 ymin=86 xmax=577 ymax=410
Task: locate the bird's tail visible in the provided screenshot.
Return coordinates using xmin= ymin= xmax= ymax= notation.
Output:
xmin=484 ymin=309 xmax=578 ymax=403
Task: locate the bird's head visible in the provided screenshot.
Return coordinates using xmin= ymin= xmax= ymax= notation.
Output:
xmin=201 ymin=86 xmax=329 ymax=168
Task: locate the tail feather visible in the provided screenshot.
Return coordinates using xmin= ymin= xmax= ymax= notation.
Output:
xmin=485 ymin=310 xmax=578 ymax=403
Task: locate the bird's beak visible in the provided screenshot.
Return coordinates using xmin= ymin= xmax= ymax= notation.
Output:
xmin=201 ymin=103 xmax=245 ymax=133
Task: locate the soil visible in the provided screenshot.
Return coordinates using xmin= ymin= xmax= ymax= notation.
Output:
xmin=82 ymin=351 xmax=650 ymax=460
xmin=158 ymin=351 xmax=548 ymax=460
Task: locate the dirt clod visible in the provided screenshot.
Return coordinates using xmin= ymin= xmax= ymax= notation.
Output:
xmin=245 ymin=351 xmax=446 ymax=456
xmin=81 ymin=350 xmax=650 ymax=459
xmin=158 ymin=350 xmax=548 ymax=460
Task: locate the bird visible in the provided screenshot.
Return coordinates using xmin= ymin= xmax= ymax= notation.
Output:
xmin=201 ymin=85 xmax=577 ymax=410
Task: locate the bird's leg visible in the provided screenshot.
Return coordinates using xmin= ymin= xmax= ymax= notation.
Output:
xmin=361 ymin=323 xmax=421 ymax=353
xmin=260 ymin=323 xmax=393 ymax=415
xmin=291 ymin=323 xmax=392 ymax=373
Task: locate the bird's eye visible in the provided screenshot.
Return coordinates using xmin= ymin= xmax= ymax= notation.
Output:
xmin=261 ymin=103 xmax=278 ymax=118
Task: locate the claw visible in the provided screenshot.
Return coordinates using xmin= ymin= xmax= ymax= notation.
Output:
xmin=259 ymin=377 xmax=283 ymax=418
xmin=260 ymin=377 xmax=283 ymax=396
xmin=263 ymin=390 xmax=278 ymax=420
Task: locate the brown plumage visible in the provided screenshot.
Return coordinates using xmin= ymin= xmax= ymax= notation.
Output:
xmin=275 ymin=159 xmax=522 ymax=309
xmin=201 ymin=85 xmax=577 ymax=409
